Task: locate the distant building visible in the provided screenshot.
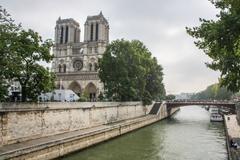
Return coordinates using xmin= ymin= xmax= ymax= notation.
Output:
xmin=52 ymin=12 xmax=109 ymax=101
xmin=38 ymin=89 xmax=79 ymax=102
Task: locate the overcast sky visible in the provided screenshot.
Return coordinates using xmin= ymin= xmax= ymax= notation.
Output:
xmin=2 ymin=0 xmax=220 ymax=94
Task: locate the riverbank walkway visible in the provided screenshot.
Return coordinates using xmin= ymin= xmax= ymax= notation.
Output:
xmin=0 ymin=114 xmax=158 ymax=159
xmin=224 ymin=115 xmax=240 ymax=160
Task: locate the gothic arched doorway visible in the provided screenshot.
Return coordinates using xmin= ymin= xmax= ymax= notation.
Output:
xmin=68 ymin=81 xmax=82 ymax=96
xmin=85 ymin=82 xmax=97 ymax=101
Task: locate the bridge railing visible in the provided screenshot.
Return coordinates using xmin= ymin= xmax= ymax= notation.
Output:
xmin=165 ymin=99 xmax=235 ymax=105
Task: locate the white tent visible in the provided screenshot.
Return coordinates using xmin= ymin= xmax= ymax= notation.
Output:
xmin=39 ymin=89 xmax=79 ymax=102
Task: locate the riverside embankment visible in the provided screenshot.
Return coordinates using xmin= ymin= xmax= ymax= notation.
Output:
xmin=0 ymin=101 xmax=178 ymax=160
xmin=224 ymin=115 xmax=240 ymax=160
xmin=63 ymin=106 xmax=227 ymax=160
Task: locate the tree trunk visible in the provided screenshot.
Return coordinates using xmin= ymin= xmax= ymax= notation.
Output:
xmin=21 ymin=85 xmax=27 ymax=102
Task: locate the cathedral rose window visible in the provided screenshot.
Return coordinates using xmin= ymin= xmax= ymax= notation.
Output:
xmin=73 ymin=60 xmax=83 ymax=71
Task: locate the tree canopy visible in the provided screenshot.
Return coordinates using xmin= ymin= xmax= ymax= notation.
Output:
xmin=191 ymin=83 xmax=233 ymax=100
xmin=0 ymin=6 xmax=55 ymax=102
xmin=98 ymin=39 xmax=165 ymax=105
xmin=186 ymin=0 xmax=240 ymax=93
xmin=165 ymin=94 xmax=176 ymax=101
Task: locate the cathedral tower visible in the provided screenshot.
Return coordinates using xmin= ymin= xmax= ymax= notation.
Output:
xmin=55 ymin=17 xmax=80 ymax=44
xmin=84 ymin=11 xmax=109 ymax=42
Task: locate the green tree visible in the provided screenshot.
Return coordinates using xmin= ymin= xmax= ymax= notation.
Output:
xmin=191 ymin=83 xmax=233 ymax=100
xmin=165 ymin=94 xmax=176 ymax=100
xmin=98 ymin=92 xmax=104 ymax=101
xmin=0 ymin=6 xmax=55 ymax=102
xmin=145 ymin=57 xmax=165 ymax=101
xmin=78 ymin=91 xmax=89 ymax=102
xmin=186 ymin=0 xmax=240 ymax=92
xmin=0 ymin=6 xmax=17 ymax=101
xmin=0 ymin=79 xmax=8 ymax=102
xmin=215 ymin=86 xmax=233 ymax=100
xmin=99 ymin=39 xmax=137 ymax=101
xmin=98 ymin=39 xmax=165 ymax=105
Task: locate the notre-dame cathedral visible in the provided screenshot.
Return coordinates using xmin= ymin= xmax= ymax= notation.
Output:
xmin=52 ymin=12 xmax=109 ymax=100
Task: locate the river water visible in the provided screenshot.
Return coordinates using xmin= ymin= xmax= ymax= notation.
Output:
xmin=62 ymin=106 xmax=227 ymax=160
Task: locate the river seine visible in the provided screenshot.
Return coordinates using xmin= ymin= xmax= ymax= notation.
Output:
xmin=62 ymin=106 xmax=227 ymax=160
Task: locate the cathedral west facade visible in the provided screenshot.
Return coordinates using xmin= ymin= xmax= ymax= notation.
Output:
xmin=52 ymin=12 xmax=109 ymax=100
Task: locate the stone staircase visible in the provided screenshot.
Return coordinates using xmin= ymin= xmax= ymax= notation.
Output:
xmin=149 ymin=102 xmax=162 ymax=115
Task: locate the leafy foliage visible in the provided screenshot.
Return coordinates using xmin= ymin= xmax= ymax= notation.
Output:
xmin=165 ymin=94 xmax=176 ymax=100
xmin=191 ymin=83 xmax=233 ymax=100
xmin=98 ymin=39 xmax=165 ymax=105
xmin=186 ymin=0 xmax=240 ymax=92
xmin=0 ymin=6 xmax=17 ymax=101
xmin=78 ymin=91 xmax=89 ymax=102
xmin=0 ymin=6 xmax=55 ymax=101
xmin=98 ymin=92 xmax=104 ymax=101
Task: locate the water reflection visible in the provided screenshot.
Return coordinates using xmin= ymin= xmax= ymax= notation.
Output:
xmin=62 ymin=106 xmax=227 ymax=160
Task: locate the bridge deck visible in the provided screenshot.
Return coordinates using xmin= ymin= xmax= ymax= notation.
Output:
xmin=165 ymin=100 xmax=235 ymax=110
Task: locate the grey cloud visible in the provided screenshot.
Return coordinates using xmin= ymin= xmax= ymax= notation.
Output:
xmin=163 ymin=53 xmax=220 ymax=93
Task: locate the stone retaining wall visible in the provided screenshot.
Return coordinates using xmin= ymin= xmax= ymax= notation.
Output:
xmin=0 ymin=102 xmax=152 ymax=146
xmin=0 ymin=107 xmax=179 ymax=160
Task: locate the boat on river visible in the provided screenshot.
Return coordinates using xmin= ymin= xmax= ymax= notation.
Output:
xmin=209 ymin=107 xmax=223 ymax=122
xmin=209 ymin=107 xmax=219 ymax=114
xmin=210 ymin=113 xmax=223 ymax=122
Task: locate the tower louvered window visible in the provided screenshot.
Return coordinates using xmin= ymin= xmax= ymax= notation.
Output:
xmin=60 ymin=26 xmax=64 ymax=44
xmin=90 ymin=24 xmax=94 ymax=41
xmin=74 ymin=28 xmax=77 ymax=42
xmin=65 ymin=26 xmax=68 ymax=43
xmin=96 ymin=23 xmax=99 ymax=41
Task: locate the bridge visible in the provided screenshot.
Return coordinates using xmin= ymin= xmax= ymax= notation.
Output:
xmin=149 ymin=100 xmax=236 ymax=116
xmin=166 ymin=100 xmax=236 ymax=113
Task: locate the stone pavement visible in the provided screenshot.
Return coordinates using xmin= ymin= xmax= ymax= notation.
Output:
xmin=225 ymin=115 xmax=240 ymax=160
xmin=225 ymin=115 xmax=240 ymax=139
xmin=0 ymin=115 xmax=156 ymax=159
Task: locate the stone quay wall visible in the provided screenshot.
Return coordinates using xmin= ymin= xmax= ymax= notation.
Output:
xmin=0 ymin=102 xmax=152 ymax=146
xmin=0 ymin=104 xmax=179 ymax=160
